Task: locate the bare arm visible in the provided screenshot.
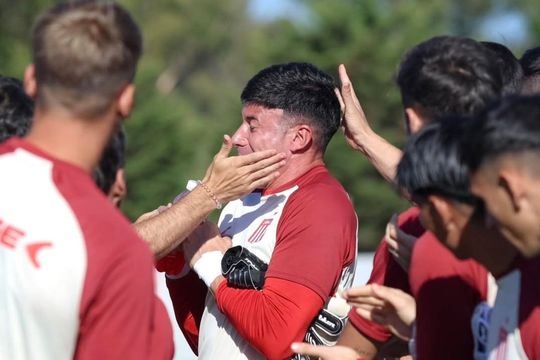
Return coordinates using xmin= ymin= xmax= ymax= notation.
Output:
xmin=135 ymin=135 xmax=285 ymax=259
xmin=338 ymin=64 xmax=402 ymax=184
xmin=337 ymin=322 xmax=379 ymax=360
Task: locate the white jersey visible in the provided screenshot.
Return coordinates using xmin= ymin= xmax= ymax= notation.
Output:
xmin=198 ymin=165 xmax=358 ymax=359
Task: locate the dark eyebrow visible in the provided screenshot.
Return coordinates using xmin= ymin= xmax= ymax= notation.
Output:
xmin=245 ymin=115 xmax=257 ymax=122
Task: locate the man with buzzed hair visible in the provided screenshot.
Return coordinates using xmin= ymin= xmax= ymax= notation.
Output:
xmin=0 ymin=2 xmax=174 ymax=359
xmin=464 ymin=95 xmax=540 ymax=359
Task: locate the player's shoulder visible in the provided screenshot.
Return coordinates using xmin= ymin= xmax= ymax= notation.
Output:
xmin=295 ymin=165 xmax=351 ymax=201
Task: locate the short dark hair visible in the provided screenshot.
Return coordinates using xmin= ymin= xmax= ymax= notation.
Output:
xmin=396 ymin=36 xmax=503 ymax=121
xmin=481 ymin=41 xmax=523 ymax=95
xmin=520 ymin=46 xmax=540 ymax=94
xmin=464 ymin=95 xmax=540 ymax=172
xmin=93 ymin=125 xmax=126 ymax=194
xmin=0 ymin=76 xmax=34 ymax=143
xmin=32 ymin=0 xmax=142 ymax=118
xmin=241 ymin=62 xmax=341 ymax=152
xmin=396 ymin=117 xmax=476 ymax=204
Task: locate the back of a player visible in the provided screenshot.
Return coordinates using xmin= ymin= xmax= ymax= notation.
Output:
xmin=0 ymin=139 xmax=171 ymax=360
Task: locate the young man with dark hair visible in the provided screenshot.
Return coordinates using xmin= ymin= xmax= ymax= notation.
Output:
xmin=481 ymin=41 xmax=524 ymax=96
xmin=332 ymin=36 xmax=504 ymax=360
xmin=92 ymin=125 xmax=127 ymax=206
xmin=0 ymin=2 xmax=175 ymax=359
xmin=520 ymin=46 xmax=540 ymax=94
xmin=0 ymin=76 xmax=34 ymax=143
xmin=465 ymin=96 xmax=540 ymax=259
xmin=463 ymin=97 xmax=540 ymax=359
xmin=292 ymin=36 xmax=505 ymax=360
xmin=167 ymin=62 xmax=358 ymax=359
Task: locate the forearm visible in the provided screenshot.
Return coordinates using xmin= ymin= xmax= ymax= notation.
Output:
xmin=337 ymin=322 xmax=380 ymax=360
xmin=135 ymin=186 xmax=217 ymax=259
xmin=215 ymin=277 xmax=323 ymax=360
xmin=352 ymin=129 xmax=402 ymax=184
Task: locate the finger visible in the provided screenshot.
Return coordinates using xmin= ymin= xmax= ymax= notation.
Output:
xmin=213 ymin=134 xmax=234 ymax=161
xmin=247 ymin=171 xmax=281 ymax=190
xmin=247 ymin=158 xmax=286 ymax=181
xmin=334 ymin=87 xmax=345 ymax=116
xmin=348 ymin=297 xmax=386 ymax=308
xmin=245 ymin=153 xmax=286 ymax=174
xmin=290 ymin=342 xmax=331 ymax=358
xmin=338 ymin=64 xmax=362 ymax=108
xmin=343 ymin=285 xmax=375 ymax=298
xmin=385 ymin=234 xmax=399 ymax=252
xmin=355 ymin=307 xmax=388 ymax=325
xmin=338 ymin=65 xmax=356 ymax=107
xmin=235 ymin=149 xmax=281 ymax=166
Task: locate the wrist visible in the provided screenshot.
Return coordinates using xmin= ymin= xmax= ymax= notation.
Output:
xmin=192 ymin=250 xmax=224 ymax=287
xmin=197 ymin=180 xmax=222 ymax=209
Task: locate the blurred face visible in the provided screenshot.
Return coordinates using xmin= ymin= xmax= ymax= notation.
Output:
xmin=417 ymin=195 xmax=494 ymax=260
xmin=420 ymin=197 xmax=474 ymax=259
xmin=232 ymin=103 xmax=292 ymax=157
xmin=471 ymin=159 xmax=540 ymax=258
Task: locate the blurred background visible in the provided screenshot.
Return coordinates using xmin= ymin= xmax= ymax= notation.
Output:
xmin=2 ymin=1 xmax=538 ymax=358
xmin=1 ymin=0 xmax=538 ymax=251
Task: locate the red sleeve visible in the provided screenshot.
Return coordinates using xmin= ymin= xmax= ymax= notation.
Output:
xmin=74 ymin=236 xmax=173 ymax=360
xmin=349 ymin=207 xmax=423 ymax=342
xmin=216 ymin=277 xmax=323 ymax=360
xmin=410 ymin=232 xmax=488 ymax=359
xmin=166 ymin=271 xmax=207 ymax=355
xmin=265 ymin=182 xmax=357 ymax=299
xmin=58 ymin=173 xmax=173 ymax=360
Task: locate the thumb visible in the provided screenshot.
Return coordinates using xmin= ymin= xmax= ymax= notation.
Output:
xmin=214 ymin=134 xmax=233 ymax=160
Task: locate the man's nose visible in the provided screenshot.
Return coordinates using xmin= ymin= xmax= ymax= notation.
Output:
xmin=231 ymin=125 xmax=248 ymax=147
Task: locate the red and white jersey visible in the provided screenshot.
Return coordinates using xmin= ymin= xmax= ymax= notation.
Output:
xmin=409 ymin=231 xmax=494 ymax=360
xmin=0 ymin=138 xmax=173 ymax=360
xmin=487 ymin=257 xmax=540 ymax=360
xmin=199 ymin=165 xmax=358 ymax=359
xmin=348 ymin=207 xmax=423 ymax=342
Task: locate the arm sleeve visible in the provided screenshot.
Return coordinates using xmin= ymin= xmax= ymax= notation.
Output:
xmin=216 ymin=277 xmax=324 ymax=360
xmin=166 ymin=270 xmax=207 ymax=355
xmin=265 ymin=183 xmax=357 ymax=299
xmin=214 ymin=181 xmax=356 ymax=359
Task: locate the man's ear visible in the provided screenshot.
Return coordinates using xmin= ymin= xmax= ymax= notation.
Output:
xmin=499 ymin=169 xmax=526 ymax=212
xmin=405 ymin=106 xmax=426 ymax=134
xmin=427 ymin=194 xmax=455 ymax=231
xmin=108 ymin=168 xmax=127 ymax=208
xmin=117 ymin=84 xmax=136 ymax=119
xmin=23 ymin=64 xmax=38 ymax=99
xmin=290 ymin=124 xmax=312 ymax=152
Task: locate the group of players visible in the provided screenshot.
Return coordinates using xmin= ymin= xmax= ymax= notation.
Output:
xmin=1 ymin=1 xmax=540 ymax=360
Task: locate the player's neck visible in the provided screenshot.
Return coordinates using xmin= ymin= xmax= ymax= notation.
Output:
xmin=25 ymin=106 xmax=117 ymax=173
xmin=266 ymin=152 xmax=324 ymax=190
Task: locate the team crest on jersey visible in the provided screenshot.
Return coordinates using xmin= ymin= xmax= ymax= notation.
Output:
xmin=247 ymin=218 xmax=273 ymax=243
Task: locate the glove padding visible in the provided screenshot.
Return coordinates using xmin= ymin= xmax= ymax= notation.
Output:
xmin=221 ymin=246 xmax=268 ymax=290
xmin=292 ymin=295 xmax=350 ymax=360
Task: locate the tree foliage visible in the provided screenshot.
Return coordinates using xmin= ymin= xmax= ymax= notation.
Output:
xmin=0 ymin=0 xmax=537 ymax=250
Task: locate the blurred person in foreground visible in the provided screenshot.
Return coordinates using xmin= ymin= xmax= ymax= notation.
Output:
xmin=294 ymin=36 xmax=510 ymax=360
xmin=0 ymin=2 xmax=175 ymax=359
